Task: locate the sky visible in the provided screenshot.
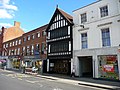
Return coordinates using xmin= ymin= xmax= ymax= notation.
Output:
xmin=0 ymin=0 xmax=97 ymax=32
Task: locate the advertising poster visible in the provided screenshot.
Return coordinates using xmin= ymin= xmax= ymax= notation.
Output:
xmin=98 ymin=55 xmax=119 ymax=80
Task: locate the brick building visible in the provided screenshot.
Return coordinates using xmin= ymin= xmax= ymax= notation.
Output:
xmin=2 ymin=36 xmax=22 ymax=69
xmin=0 ymin=27 xmax=4 ymax=55
xmin=3 ymin=21 xmax=24 ymax=43
xmin=21 ymin=24 xmax=48 ymax=72
xmin=1 ymin=21 xmax=48 ymax=71
xmin=0 ymin=21 xmax=24 ymax=56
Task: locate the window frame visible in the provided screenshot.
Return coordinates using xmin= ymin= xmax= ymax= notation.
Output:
xmin=101 ymin=28 xmax=111 ymax=47
xmin=100 ymin=5 xmax=108 ymax=17
xmin=81 ymin=13 xmax=87 ymax=23
xmin=81 ymin=33 xmax=88 ymax=49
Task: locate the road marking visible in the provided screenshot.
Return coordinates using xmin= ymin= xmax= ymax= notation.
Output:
xmin=38 ymin=83 xmax=43 ymax=87
xmin=26 ymin=80 xmax=39 ymax=84
xmin=6 ymin=74 xmax=13 ymax=77
xmin=18 ymin=78 xmax=22 ymax=80
xmin=11 ymin=77 xmax=15 ymax=78
xmin=53 ymin=88 xmax=63 ymax=90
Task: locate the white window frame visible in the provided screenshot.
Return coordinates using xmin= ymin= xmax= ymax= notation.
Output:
xmin=19 ymin=40 xmax=21 ymax=44
xmin=17 ymin=48 xmax=20 ymax=55
xmin=100 ymin=5 xmax=108 ymax=17
xmin=101 ymin=28 xmax=111 ymax=47
xmin=81 ymin=33 xmax=88 ymax=49
xmin=16 ymin=40 xmax=18 ymax=45
xmin=28 ymin=35 xmax=30 ymax=40
xmin=81 ymin=13 xmax=87 ymax=23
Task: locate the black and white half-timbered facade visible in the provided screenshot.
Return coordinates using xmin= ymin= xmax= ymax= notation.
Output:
xmin=46 ymin=8 xmax=73 ymax=75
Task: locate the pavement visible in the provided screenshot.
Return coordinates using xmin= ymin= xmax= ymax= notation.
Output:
xmin=36 ymin=73 xmax=120 ymax=90
xmin=1 ymin=69 xmax=120 ymax=90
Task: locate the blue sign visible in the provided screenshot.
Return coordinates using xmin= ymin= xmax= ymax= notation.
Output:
xmin=34 ymin=50 xmax=40 ymax=59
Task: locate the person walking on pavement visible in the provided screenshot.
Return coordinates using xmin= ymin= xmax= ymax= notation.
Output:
xmin=22 ymin=63 xmax=25 ymax=74
xmin=71 ymin=67 xmax=75 ymax=77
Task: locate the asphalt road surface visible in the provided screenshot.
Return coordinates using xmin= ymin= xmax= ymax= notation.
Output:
xmin=0 ymin=69 xmax=107 ymax=90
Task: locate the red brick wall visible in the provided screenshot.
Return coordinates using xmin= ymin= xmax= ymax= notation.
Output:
xmin=2 ymin=24 xmax=48 ymax=60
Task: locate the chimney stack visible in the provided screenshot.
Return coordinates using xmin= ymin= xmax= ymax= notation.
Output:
xmin=1 ymin=27 xmax=5 ymax=34
xmin=14 ymin=21 xmax=20 ymax=27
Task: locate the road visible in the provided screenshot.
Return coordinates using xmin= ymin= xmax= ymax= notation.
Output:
xmin=0 ymin=69 xmax=107 ymax=90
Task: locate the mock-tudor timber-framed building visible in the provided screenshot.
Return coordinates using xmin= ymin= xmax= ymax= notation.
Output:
xmin=46 ymin=7 xmax=73 ymax=75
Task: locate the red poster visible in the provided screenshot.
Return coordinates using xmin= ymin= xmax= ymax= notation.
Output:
xmin=106 ymin=56 xmax=116 ymax=61
xmin=103 ymin=64 xmax=114 ymax=72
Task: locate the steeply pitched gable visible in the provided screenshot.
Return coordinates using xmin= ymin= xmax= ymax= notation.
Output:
xmin=46 ymin=8 xmax=73 ymax=32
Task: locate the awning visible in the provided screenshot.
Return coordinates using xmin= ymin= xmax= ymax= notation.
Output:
xmin=0 ymin=60 xmax=6 ymax=63
xmin=24 ymin=58 xmax=41 ymax=62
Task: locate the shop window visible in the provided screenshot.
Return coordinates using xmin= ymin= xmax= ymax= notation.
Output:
xmin=98 ymin=55 xmax=119 ymax=80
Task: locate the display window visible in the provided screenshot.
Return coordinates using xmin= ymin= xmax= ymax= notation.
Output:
xmin=98 ymin=55 xmax=119 ymax=80
xmin=12 ymin=59 xmax=20 ymax=69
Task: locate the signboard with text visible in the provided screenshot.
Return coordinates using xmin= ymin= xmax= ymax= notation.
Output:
xmin=103 ymin=64 xmax=114 ymax=72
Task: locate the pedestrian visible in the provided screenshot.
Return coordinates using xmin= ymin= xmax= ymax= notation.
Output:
xmin=22 ymin=63 xmax=25 ymax=74
xmin=71 ymin=68 xmax=75 ymax=77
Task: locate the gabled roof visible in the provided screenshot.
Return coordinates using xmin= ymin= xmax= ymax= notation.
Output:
xmin=58 ymin=8 xmax=73 ymax=24
xmin=46 ymin=8 xmax=73 ymax=32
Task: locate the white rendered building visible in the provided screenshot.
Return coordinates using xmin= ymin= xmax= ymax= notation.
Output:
xmin=73 ymin=0 xmax=120 ymax=80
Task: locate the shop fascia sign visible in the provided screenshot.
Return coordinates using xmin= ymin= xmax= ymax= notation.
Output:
xmin=23 ymin=56 xmax=35 ymax=59
xmin=8 ymin=55 xmax=20 ymax=59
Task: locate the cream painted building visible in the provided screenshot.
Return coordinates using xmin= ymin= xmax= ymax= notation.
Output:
xmin=73 ymin=0 xmax=120 ymax=80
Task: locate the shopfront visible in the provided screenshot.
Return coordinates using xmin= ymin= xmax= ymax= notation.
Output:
xmin=8 ymin=55 xmax=21 ymax=69
xmin=98 ymin=55 xmax=119 ymax=80
xmin=74 ymin=46 xmax=120 ymax=80
xmin=49 ymin=59 xmax=71 ymax=75
xmin=23 ymin=56 xmax=43 ymax=74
